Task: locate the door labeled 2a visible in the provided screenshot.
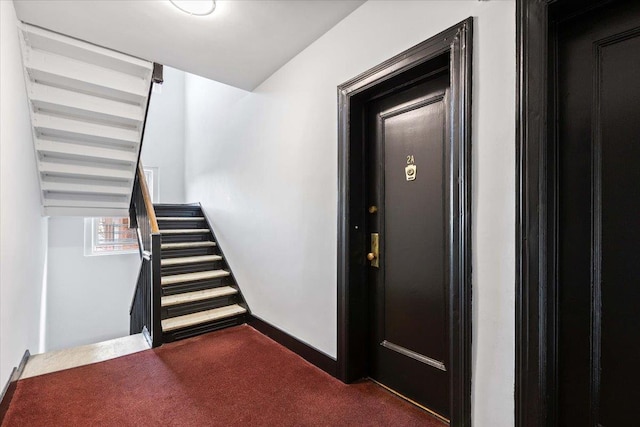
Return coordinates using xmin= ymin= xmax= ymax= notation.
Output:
xmin=367 ymin=72 xmax=450 ymax=419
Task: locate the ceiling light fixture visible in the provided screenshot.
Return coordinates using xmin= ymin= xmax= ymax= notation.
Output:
xmin=169 ymin=0 xmax=216 ymax=16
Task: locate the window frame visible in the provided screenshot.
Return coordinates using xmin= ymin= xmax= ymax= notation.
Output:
xmin=84 ymin=216 xmax=139 ymax=256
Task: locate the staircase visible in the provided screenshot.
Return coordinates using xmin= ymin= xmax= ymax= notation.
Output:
xmin=155 ymin=204 xmax=248 ymax=342
xmin=17 ymin=23 xmax=157 ymax=217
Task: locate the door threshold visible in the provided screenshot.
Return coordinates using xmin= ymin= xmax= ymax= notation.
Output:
xmin=368 ymin=378 xmax=450 ymax=425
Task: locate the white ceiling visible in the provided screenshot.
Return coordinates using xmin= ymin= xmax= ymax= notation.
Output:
xmin=13 ymin=0 xmax=365 ymax=91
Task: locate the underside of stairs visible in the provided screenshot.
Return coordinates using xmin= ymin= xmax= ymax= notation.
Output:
xmin=155 ymin=204 xmax=249 ymax=343
xmin=18 ymin=23 xmax=156 ymax=217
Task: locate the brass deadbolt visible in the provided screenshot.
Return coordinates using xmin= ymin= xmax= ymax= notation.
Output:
xmin=369 ymin=233 xmax=380 ymax=268
xmin=368 ymin=205 xmax=378 ymax=214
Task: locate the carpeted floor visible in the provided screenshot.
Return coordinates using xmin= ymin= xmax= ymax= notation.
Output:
xmin=3 ymin=325 xmax=446 ymax=426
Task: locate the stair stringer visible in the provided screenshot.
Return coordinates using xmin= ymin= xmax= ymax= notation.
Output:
xmin=197 ymin=203 xmax=251 ymax=317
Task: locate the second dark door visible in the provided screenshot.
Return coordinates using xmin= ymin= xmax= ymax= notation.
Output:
xmin=555 ymin=1 xmax=640 ymax=425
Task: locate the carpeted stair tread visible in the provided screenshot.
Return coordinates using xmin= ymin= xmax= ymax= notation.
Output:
xmin=161 ymin=286 xmax=237 ymax=307
xmin=161 ymin=304 xmax=247 ymax=332
xmin=161 ymin=255 xmax=222 ymax=266
xmin=161 ymin=241 xmax=216 ymax=249
xmin=160 ymin=228 xmax=210 ymax=234
xmin=157 ymin=217 xmax=205 ymax=221
xmin=161 ymin=269 xmax=230 ymax=286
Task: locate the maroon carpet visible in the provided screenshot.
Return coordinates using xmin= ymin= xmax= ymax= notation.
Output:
xmin=3 ymin=325 xmax=445 ymax=426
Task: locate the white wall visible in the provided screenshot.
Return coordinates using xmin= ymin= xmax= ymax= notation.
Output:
xmin=0 ymin=0 xmax=49 ymax=386
xmin=141 ymin=66 xmax=186 ymax=204
xmin=45 ymin=217 xmax=139 ymax=351
xmin=184 ymin=1 xmax=515 ymax=425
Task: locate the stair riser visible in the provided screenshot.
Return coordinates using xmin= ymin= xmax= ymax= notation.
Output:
xmin=162 ymin=277 xmax=233 ymax=296
xmin=161 ymin=234 xmax=214 ymax=244
xmin=161 ymin=294 xmax=239 ymax=320
xmin=162 ymin=315 xmax=245 ymax=343
xmin=161 ymin=247 xmax=218 ymax=259
xmin=161 ymin=260 xmax=226 ymax=276
xmin=158 ymin=221 xmax=206 ymax=230
xmin=154 ymin=206 xmax=202 ymax=217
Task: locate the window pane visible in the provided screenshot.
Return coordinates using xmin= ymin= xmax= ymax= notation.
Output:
xmin=93 ymin=217 xmax=138 ymax=253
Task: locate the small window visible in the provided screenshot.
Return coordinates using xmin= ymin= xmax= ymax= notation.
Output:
xmin=85 ymin=217 xmax=138 ymax=256
xmin=83 ymin=167 xmax=157 ymax=256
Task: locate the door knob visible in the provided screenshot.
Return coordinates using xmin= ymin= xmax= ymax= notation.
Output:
xmin=367 ymin=252 xmax=376 ymax=261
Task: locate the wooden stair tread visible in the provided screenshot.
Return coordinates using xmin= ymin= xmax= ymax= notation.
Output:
xmin=160 ymin=229 xmax=210 ymax=234
xmin=161 ymin=255 xmax=222 ymax=266
xmin=161 ymin=304 xmax=246 ymax=332
xmin=161 ymin=241 xmax=216 ymax=249
xmin=157 ymin=217 xmax=205 ymax=221
xmin=161 ymin=286 xmax=237 ymax=307
xmin=161 ymin=270 xmax=230 ymax=286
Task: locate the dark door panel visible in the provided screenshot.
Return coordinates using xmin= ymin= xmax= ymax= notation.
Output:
xmin=598 ymin=28 xmax=640 ymax=427
xmin=556 ymin=2 xmax=640 ymax=425
xmin=367 ymin=73 xmax=450 ymax=418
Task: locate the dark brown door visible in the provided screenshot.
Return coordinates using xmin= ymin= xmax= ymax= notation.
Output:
xmin=556 ymin=1 xmax=640 ymax=425
xmin=366 ymin=73 xmax=450 ymax=419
